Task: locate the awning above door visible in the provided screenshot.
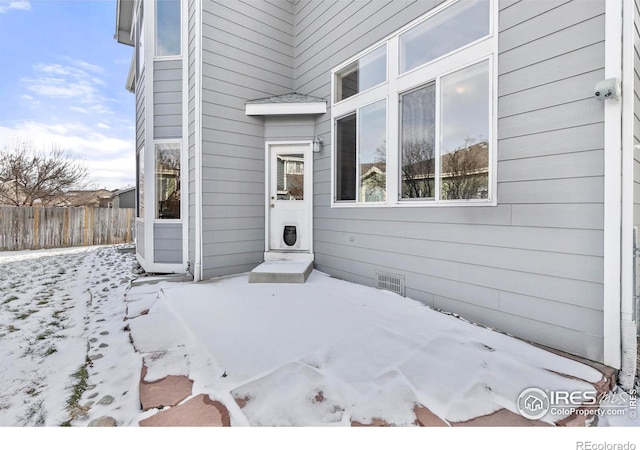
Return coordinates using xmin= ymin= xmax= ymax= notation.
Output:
xmin=245 ymin=92 xmax=326 ymax=116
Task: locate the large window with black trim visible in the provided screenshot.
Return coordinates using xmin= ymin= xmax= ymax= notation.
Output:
xmin=331 ymin=0 xmax=495 ymax=206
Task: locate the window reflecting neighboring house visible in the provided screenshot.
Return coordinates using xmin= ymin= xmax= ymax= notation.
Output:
xmin=155 ymin=143 xmax=181 ymax=219
xmin=277 ymin=154 xmax=304 ymax=201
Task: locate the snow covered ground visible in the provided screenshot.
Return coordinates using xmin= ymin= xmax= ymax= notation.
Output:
xmin=0 ymin=245 xmax=141 ymax=426
xmin=1 ymin=245 xmax=637 ymax=446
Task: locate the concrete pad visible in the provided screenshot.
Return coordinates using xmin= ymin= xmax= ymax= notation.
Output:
xmin=139 ymin=365 xmax=193 ymax=411
xmin=451 ymin=408 xmax=551 ymax=427
xmin=248 ymin=261 xmax=313 ymax=283
xmin=139 ymin=394 xmax=231 ymax=427
xmin=532 ymin=343 xmax=617 ymax=391
xmin=414 ymin=405 xmax=448 ymax=427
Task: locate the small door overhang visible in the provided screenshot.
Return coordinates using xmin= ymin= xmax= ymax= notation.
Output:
xmin=245 ymin=92 xmax=326 ymax=116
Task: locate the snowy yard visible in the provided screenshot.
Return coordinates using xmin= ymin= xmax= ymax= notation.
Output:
xmin=0 ymin=245 xmax=637 ymax=435
xmin=0 ymin=246 xmax=141 ymax=426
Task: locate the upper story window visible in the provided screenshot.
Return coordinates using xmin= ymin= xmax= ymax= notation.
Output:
xmin=155 ymin=0 xmax=181 ymax=57
xmin=331 ymin=0 xmax=494 ymax=207
xmin=134 ymin=1 xmax=144 ymax=81
xmin=335 ymin=45 xmax=387 ymax=102
xmin=399 ymin=0 xmax=490 ymax=73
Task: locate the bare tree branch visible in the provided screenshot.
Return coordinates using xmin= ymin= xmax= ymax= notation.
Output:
xmin=0 ymin=139 xmax=89 ymax=206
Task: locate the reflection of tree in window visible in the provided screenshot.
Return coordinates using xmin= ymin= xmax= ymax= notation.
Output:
xmin=401 ymin=83 xmax=436 ymax=199
xmin=156 ymin=144 xmax=180 ymax=219
xmin=440 ymin=61 xmax=489 ymax=200
xmin=402 ymin=139 xmax=435 ymax=199
xmin=441 ymin=140 xmax=488 ymax=200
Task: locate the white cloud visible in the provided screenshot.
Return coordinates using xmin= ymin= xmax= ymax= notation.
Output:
xmin=22 ymin=61 xmax=111 ymax=115
xmin=0 ymin=0 xmax=31 ymax=14
xmin=0 ymin=121 xmax=135 ymax=190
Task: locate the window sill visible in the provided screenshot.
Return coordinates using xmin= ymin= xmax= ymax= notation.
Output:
xmin=330 ymin=199 xmax=496 ymax=208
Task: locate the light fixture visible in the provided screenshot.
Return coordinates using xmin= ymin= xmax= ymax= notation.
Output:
xmin=312 ymin=136 xmax=324 ymax=153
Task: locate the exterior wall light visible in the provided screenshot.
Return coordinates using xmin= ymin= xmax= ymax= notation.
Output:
xmin=313 ymin=136 xmax=324 ymax=153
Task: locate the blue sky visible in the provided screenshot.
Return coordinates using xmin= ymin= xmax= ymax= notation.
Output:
xmin=0 ymin=0 xmax=135 ymax=190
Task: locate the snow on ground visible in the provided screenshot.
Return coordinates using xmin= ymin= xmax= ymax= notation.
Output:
xmin=0 ymin=245 xmax=141 ymax=426
xmin=127 ymin=271 xmax=638 ymax=427
xmin=1 ymin=245 xmax=638 ymax=435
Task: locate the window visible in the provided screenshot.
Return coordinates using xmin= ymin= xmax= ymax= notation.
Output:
xmin=335 ymin=100 xmax=387 ymax=203
xmin=399 ymin=0 xmax=490 ymax=73
xmin=277 ymin=155 xmax=304 ymax=200
xmin=332 ymin=0 xmax=494 ymax=206
xmin=335 ymin=45 xmax=387 ymax=102
xmin=137 ymin=146 xmax=144 ymax=218
xmin=155 ymin=143 xmax=180 ymax=219
xmin=439 ymin=61 xmax=490 ymax=200
xmin=400 ymin=83 xmax=436 ymax=199
xmin=135 ymin=2 xmax=144 ymax=80
xmin=155 ymin=0 xmax=181 ymax=57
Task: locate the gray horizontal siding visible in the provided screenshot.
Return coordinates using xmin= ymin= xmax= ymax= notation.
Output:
xmin=136 ymin=220 xmax=145 ymax=259
xmin=293 ymin=0 xmax=606 ymax=362
xmin=154 ymin=60 xmax=183 ymax=139
xmin=154 ymin=222 xmax=183 ymax=264
xmin=264 ymin=116 xmax=315 ymax=140
xmin=136 ymin=69 xmax=145 ymax=151
xmin=199 ymin=0 xmax=295 ymax=276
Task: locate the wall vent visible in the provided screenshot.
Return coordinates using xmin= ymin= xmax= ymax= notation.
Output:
xmin=376 ymin=271 xmax=405 ymax=297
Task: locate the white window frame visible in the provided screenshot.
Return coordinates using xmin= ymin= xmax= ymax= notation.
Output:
xmin=154 ymin=0 xmax=182 ymax=60
xmin=153 ymin=139 xmax=182 ymax=222
xmin=137 ymin=144 xmax=145 ymax=219
xmin=133 ymin=0 xmax=145 ymax=90
xmin=331 ymin=0 xmax=497 ymax=208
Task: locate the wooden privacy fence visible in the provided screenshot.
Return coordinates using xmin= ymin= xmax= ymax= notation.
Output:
xmin=0 ymin=207 xmax=135 ymax=251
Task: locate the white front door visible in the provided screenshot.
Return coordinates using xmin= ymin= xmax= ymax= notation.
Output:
xmin=267 ymin=142 xmax=313 ymax=254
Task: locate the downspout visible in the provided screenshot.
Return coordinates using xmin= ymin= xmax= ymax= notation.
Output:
xmin=618 ymin=0 xmax=638 ymax=391
xmin=181 ymin=0 xmax=189 ymax=272
xmin=603 ymin=0 xmax=623 ymax=371
xmin=193 ymin=0 xmax=203 ymax=282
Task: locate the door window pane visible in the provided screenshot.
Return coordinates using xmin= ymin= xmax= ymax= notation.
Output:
xmin=336 ymin=113 xmax=357 ymax=201
xmin=155 ymin=143 xmax=181 ymax=219
xmin=359 ymin=100 xmax=387 ymax=202
xmin=155 ymin=0 xmax=181 ymax=57
xmin=400 ymin=0 xmax=489 ymax=73
xmin=400 ymin=83 xmax=436 ymax=199
xmin=440 ymin=61 xmax=490 ymax=200
xmin=276 ymin=154 xmax=304 ymax=200
xmin=336 ymin=45 xmax=387 ymax=102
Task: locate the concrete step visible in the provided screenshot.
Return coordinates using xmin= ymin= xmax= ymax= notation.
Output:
xmin=248 ymin=260 xmax=313 ymax=284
